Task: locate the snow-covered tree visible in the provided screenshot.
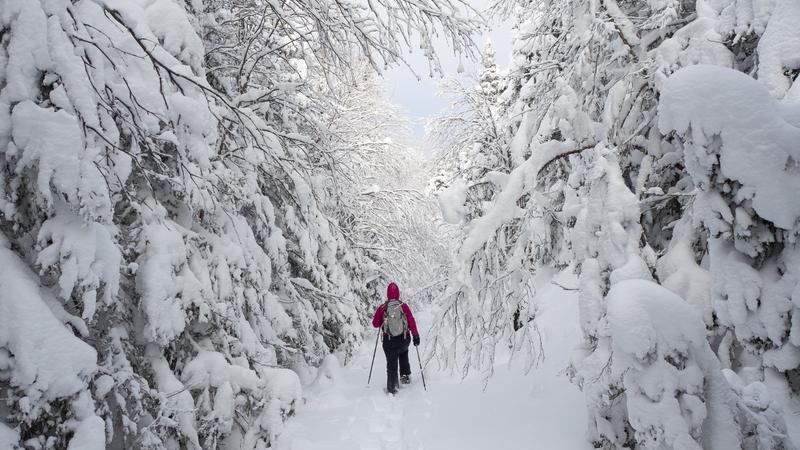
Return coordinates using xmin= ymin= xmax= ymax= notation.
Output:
xmin=322 ymin=66 xmax=452 ymax=301
xmin=0 ymin=0 xmax=480 ymax=448
xmin=660 ymin=63 xmax=799 ymax=450
xmin=428 ymin=40 xmax=557 ymax=377
xmin=431 ymin=40 xmax=509 ymax=221
xmin=432 ymin=0 xmax=800 ymax=447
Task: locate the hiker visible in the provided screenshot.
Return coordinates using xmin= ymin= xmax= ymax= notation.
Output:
xmin=372 ymin=282 xmax=420 ymax=394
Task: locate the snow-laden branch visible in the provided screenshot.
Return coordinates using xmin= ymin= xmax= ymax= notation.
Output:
xmin=458 ymin=139 xmax=583 ymax=262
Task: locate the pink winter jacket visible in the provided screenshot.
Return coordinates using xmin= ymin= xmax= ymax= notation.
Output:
xmin=372 ymin=303 xmax=419 ymax=337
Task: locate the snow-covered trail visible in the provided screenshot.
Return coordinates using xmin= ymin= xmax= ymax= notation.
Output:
xmin=279 ymin=285 xmax=591 ymax=450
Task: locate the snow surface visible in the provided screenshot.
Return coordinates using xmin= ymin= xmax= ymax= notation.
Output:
xmin=279 ymin=284 xmax=589 ymax=449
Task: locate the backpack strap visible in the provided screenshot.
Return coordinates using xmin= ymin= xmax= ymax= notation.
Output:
xmin=380 ymin=299 xmax=390 ymax=337
xmin=401 ymin=301 xmax=409 ymax=337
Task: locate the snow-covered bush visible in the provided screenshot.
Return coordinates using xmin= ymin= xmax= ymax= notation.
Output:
xmin=607 ymin=279 xmax=740 ymax=450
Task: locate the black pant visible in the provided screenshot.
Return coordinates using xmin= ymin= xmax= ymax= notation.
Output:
xmin=383 ymin=334 xmax=411 ymax=393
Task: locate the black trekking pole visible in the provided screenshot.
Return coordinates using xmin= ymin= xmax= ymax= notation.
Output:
xmin=367 ymin=329 xmax=380 ymax=385
xmin=415 ymin=346 xmax=427 ymax=391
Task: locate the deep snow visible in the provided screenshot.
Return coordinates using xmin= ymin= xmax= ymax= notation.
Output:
xmin=279 ymin=284 xmax=589 ymax=450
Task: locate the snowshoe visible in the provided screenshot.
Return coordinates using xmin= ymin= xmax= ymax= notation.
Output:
xmin=400 ymin=375 xmax=410 ymax=385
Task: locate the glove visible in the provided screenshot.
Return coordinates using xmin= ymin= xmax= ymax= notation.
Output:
xmin=413 ymin=335 xmax=420 ymax=346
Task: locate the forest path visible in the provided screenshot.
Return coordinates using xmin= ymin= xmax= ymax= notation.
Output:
xmin=279 ymin=282 xmax=590 ymax=450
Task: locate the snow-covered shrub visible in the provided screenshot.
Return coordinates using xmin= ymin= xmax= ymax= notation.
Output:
xmin=608 ymin=279 xmax=740 ymax=450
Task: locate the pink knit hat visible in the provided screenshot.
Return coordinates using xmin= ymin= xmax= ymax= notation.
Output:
xmin=387 ymin=282 xmax=400 ymax=300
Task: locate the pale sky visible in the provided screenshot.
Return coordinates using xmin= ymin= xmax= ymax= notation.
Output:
xmin=382 ymin=3 xmax=513 ymax=145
